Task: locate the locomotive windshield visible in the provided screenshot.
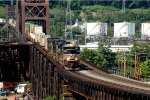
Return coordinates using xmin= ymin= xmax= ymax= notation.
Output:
xmin=63 ymin=47 xmax=80 ymax=54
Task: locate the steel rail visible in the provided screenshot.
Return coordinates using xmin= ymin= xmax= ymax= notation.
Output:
xmin=81 ymin=59 xmax=150 ymax=87
xmin=31 ymin=40 xmax=150 ymax=97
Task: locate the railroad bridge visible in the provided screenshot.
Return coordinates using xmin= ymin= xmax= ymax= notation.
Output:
xmin=0 ymin=0 xmax=150 ymax=100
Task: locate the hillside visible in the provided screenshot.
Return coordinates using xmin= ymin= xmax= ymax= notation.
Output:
xmin=0 ymin=6 xmax=6 ymax=18
xmin=50 ymin=5 xmax=150 ymax=37
xmin=1 ymin=1 xmax=150 ymax=37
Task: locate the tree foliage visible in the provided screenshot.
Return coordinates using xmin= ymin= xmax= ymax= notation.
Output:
xmin=49 ymin=1 xmax=150 ymax=9
xmin=0 ymin=6 xmax=5 ymax=18
xmin=130 ymin=43 xmax=150 ymax=62
xmin=141 ymin=59 xmax=150 ymax=76
xmin=80 ymin=42 xmax=117 ymax=70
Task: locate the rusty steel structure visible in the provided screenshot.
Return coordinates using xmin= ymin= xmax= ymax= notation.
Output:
xmin=0 ymin=44 xmax=30 ymax=82
xmin=3 ymin=0 xmax=20 ymax=43
xmin=6 ymin=5 xmax=16 ymax=23
xmin=29 ymin=43 xmax=150 ymax=100
xmin=21 ymin=0 xmax=49 ymax=34
xmin=1 ymin=0 xmax=150 ymax=100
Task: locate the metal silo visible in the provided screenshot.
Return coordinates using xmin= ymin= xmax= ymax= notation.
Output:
xmin=114 ymin=22 xmax=135 ymax=38
xmin=141 ymin=23 xmax=150 ymax=38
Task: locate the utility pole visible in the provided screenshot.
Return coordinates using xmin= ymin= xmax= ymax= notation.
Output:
xmin=123 ymin=51 xmax=126 ymax=77
xmin=117 ymin=49 xmax=123 ymax=76
xmin=134 ymin=52 xmax=141 ymax=80
xmin=84 ymin=18 xmax=87 ymax=45
xmin=117 ymin=50 xmax=127 ymax=77
xmin=65 ymin=0 xmax=73 ymax=40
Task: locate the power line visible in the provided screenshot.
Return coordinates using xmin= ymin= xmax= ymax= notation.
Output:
xmin=65 ymin=0 xmax=73 ymax=40
xmin=122 ymin=0 xmax=125 ymax=13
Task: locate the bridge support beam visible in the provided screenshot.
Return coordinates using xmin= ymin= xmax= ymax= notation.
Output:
xmin=30 ymin=44 xmax=150 ymax=100
xmin=21 ymin=0 xmax=49 ymax=35
xmin=0 ymin=45 xmax=30 ymax=82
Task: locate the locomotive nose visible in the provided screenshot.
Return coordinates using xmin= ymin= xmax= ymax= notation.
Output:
xmin=70 ymin=54 xmax=75 ymax=59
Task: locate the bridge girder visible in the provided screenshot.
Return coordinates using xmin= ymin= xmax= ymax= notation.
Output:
xmin=21 ymin=0 xmax=49 ymax=35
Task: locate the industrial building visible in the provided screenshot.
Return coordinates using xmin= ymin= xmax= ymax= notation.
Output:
xmin=0 ymin=18 xmax=5 ymax=23
xmin=79 ymin=42 xmax=133 ymax=52
xmin=114 ymin=22 xmax=135 ymax=38
xmin=141 ymin=23 xmax=150 ymax=38
xmin=73 ymin=20 xmax=107 ymax=37
xmin=86 ymin=22 xmax=107 ymax=36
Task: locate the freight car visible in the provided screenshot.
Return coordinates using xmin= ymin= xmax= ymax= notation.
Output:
xmin=26 ymin=23 xmax=80 ymax=70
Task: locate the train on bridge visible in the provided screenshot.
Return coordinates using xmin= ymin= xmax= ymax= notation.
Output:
xmin=25 ymin=23 xmax=80 ymax=70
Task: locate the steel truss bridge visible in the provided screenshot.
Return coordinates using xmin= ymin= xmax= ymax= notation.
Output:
xmin=0 ymin=0 xmax=149 ymax=100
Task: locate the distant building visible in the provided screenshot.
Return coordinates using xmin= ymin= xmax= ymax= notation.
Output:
xmin=114 ymin=22 xmax=135 ymax=38
xmin=0 ymin=18 xmax=5 ymax=23
xmin=79 ymin=42 xmax=98 ymax=51
xmin=79 ymin=42 xmax=133 ymax=52
xmin=141 ymin=23 xmax=150 ymax=38
xmin=72 ymin=19 xmax=86 ymax=32
xmin=86 ymin=22 xmax=107 ymax=37
xmin=73 ymin=20 xmax=107 ymax=37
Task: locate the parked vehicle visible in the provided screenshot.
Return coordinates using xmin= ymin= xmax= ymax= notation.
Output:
xmin=0 ymin=82 xmax=6 ymax=96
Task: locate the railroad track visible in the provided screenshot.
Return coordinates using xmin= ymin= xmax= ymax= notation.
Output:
xmin=31 ymin=40 xmax=150 ymax=98
xmin=72 ymin=70 xmax=150 ymax=94
xmin=81 ymin=59 xmax=150 ymax=87
xmin=78 ymin=60 xmax=150 ymax=94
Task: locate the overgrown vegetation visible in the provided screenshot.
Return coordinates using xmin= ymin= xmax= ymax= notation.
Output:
xmin=49 ymin=1 xmax=150 ymax=38
xmin=81 ymin=42 xmax=150 ymax=80
xmin=1 ymin=1 xmax=150 ymax=38
xmin=0 ymin=6 xmax=5 ymax=18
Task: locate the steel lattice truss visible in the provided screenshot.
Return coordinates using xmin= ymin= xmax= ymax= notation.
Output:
xmin=21 ymin=0 xmax=49 ymax=34
xmin=25 ymin=6 xmax=46 ymax=17
xmin=25 ymin=0 xmax=45 ymax=3
xmin=6 ymin=5 xmax=16 ymax=19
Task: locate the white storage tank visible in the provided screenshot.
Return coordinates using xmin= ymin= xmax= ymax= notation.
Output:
xmin=87 ymin=22 xmax=107 ymax=36
xmin=141 ymin=23 xmax=150 ymax=37
xmin=114 ymin=22 xmax=135 ymax=38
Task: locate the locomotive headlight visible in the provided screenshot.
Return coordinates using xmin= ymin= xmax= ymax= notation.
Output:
xmin=75 ymin=58 xmax=78 ymax=61
xmin=66 ymin=57 xmax=70 ymax=61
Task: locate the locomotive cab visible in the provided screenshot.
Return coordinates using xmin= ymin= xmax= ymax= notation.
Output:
xmin=62 ymin=42 xmax=80 ymax=69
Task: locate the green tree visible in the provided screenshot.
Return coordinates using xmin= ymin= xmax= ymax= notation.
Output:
xmin=95 ymin=42 xmax=117 ymax=69
xmin=80 ymin=42 xmax=117 ymax=70
xmin=130 ymin=43 xmax=150 ymax=62
xmin=141 ymin=59 xmax=150 ymax=76
xmin=80 ymin=48 xmax=97 ymax=61
xmin=72 ymin=27 xmax=84 ymax=40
